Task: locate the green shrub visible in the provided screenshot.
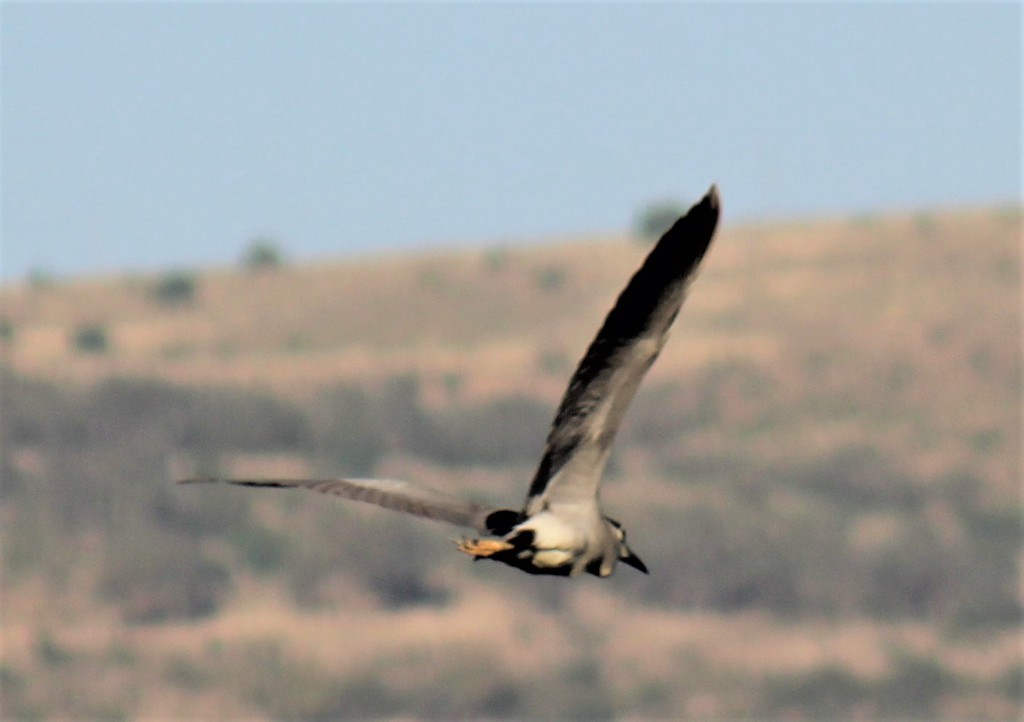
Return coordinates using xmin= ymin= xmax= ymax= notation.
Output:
xmin=36 ymin=632 xmax=74 ymax=667
xmin=914 ymin=212 xmax=937 ymax=236
xmin=151 ymin=270 xmax=197 ymax=306
xmin=232 ymin=522 xmax=287 ymax=574
xmin=483 ymin=246 xmax=509 ymax=273
xmin=418 ymin=265 xmax=445 ymax=289
xmin=634 ymin=200 xmax=687 ymax=242
xmin=241 ymin=238 xmax=284 ymax=270
xmin=874 ymin=651 xmax=959 ymax=717
xmin=534 ymin=265 xmax=566 ymax=292
xmin=71 ymin=324 xmax=109 ymax=354
xmin=27 ymin=267 xmax=54 ymax=289
xmin=0 ymin=664 xmax=25 ymax=698
xmin=537 ymin=349 xmax=571 ymax=376
xmin=0 ymin=317 xmax=14 ymax=342
xmin=859 ymin=519 xmax=949 ymax=617
xmin=441 ymin=371 xmax=463 ymax=399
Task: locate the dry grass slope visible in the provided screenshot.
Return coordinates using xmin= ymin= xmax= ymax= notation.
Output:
xmin=1 ymin=205 xmax=1020 ymax=720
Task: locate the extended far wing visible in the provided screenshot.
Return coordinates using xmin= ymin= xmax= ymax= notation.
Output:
xmin=179 ymin=476 xmax=500 ymax=534
xmin=525 ymin=185 xmax=721 ymax=511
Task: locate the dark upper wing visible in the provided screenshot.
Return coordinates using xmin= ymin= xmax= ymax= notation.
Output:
xmin=525 ymin=185 xmax=720 ymax=509
xmin=179 ymin=477 xmax=499 ymax=534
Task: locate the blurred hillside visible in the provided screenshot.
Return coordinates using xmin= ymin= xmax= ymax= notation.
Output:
xmin=1 ymin=205 xmax=1021 ymax=720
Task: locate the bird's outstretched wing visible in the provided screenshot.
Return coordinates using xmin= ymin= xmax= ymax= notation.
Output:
xmin=179 ymin=477 xmax=500 ymax=534
xmin=525 ymin=185 xmax=721 ymax=510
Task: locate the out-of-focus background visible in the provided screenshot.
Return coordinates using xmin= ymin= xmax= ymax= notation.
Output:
xmin=2 ymin=3 xmax=1020 ymax=720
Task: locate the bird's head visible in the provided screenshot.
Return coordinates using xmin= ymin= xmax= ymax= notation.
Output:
xmin=606 ymin=517 xmax=648 ymax=574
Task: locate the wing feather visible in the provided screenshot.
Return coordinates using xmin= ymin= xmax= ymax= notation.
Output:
xmin=179 ymin=477 xmax=499 ymax=534
xmin=526 ymin=185 xmax=721 ymax=508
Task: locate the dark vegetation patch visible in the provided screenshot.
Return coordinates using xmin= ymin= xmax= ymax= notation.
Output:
xmin=2 ymin=369 xmax=1018 ymax=630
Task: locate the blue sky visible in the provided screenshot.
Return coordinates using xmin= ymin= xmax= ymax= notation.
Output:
xmin=2 ymin=2 xmax=1020 ymax=281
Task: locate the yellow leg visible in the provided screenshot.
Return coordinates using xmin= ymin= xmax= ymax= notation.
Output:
xmin=454 ymin=538 xmax=513 ymax=558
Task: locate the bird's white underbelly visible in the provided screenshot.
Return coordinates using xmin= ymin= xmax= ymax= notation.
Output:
xmin=512 ymin=509 xmax=592 ymax=568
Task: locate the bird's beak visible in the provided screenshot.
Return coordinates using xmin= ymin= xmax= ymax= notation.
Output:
xmin=621 ymin=547 xmax=649 ymax=574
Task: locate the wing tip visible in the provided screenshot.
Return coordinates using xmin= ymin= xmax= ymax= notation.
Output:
xmin=682 ymin=182 xmax=722 ymax=243
xmin=668 ymin=183 xmax=720 ymax=237
xmin=700 ymin=183 xmax=721 ymax=218
xmin=175 ymin=477 xmax=289 ymax=488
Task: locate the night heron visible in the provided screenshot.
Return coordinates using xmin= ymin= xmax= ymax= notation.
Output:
xmin=181 ymin=185 xmax=721 ymax=577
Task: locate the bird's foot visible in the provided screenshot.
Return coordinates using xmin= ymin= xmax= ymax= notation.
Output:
xmin=454 ymin=537 xmax=513 ymax=558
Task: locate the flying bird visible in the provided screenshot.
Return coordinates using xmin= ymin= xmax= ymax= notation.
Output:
xmin=181 ymin=185 xmax=721 ymax=577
